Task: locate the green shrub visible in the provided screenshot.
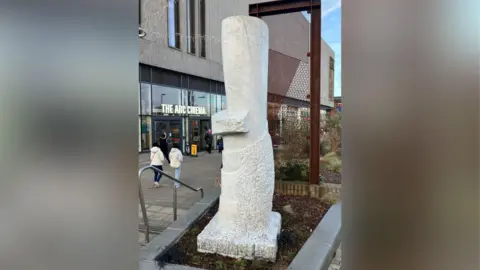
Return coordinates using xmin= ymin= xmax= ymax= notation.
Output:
xmin=326 ymin=159 xmax=341 ymax=173
xmin=276 ymin=161 xmax=309 ymax=181
xmin=215 ymin=260 xmax=227 ymax=270
xmin=320 ymin=139 xmax=332 ymax=155
xmin=323 ymin=152 xmax=337 ymax=160
xmin=323 ymin=152 xmax=341 ymax=173
xmin=233 ymin=259 xmax=248 ymax=269
xmin=325 ymin=112 xmax=341 ymax=154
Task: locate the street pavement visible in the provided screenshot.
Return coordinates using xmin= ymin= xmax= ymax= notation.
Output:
xmin=328 ymin=245 xmax=342 ymax=270
xmin=138 ymin=151 xmax=222 ymax=245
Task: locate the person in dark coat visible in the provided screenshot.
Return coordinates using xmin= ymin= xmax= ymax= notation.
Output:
xmin=158 ymin=131 xmax=170 ymax=164
xmin=205 ymin=129 xmax=213 ymax=154
xmin=217 ymin=136 xmax=224 ymax=153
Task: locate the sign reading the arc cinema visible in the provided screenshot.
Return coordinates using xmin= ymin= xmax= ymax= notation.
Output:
xmin=153 ymin=104 xmax=207 ymax=115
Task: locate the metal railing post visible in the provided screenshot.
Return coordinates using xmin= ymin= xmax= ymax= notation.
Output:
xmin=138 ymin=183 xmax=150 ymax=243
xmin=173 ymin=186 xmax=178 ymax=221
xmin=138 ymin=165 xmax=205 ymax=242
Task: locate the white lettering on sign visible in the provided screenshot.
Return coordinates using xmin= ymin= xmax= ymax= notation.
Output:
xmin=154 ymin=104 xmax=207 ymax=115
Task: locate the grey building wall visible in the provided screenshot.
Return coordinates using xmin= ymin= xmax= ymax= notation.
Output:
xmin=139 ymin=0 xmax=335 ymax=107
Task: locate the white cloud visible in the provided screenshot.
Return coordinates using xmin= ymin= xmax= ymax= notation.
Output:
xmin=302 ymin=0 xmax=341 ymax=20
xmin=322 ymin=0 xmax=341 ymax=18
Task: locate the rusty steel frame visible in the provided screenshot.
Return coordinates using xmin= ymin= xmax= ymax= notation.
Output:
xmin=249 ymin=0 xmax=322 ymax=185
xmin=249 ymin=0 xmax=320 ymax=17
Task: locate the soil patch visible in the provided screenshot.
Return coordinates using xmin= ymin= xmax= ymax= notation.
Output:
xmin=159 ymin=194 xmax=332 ymax=269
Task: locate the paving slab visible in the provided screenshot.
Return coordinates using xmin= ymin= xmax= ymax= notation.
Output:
xmin=138 ymin=152 xmax=221 ymax=244
xmin=139 ymin=152 xmax=221 ymax=209
xmin=328 ymin=245 xmax=342 ymax=270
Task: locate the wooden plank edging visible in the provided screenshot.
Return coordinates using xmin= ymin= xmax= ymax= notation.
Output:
xmin=275 ymin=181 xmax=341 ymax=198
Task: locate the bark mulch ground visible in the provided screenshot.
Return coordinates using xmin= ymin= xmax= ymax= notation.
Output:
xmin=320 ymin=159 xmax=341 ymax=184
xmin=320 ymin=161 xmax=341 ymax=185
xmin=159 ymin=194 xmax=332 ymax=270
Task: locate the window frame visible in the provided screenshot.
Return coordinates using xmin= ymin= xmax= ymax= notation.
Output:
xmin=167 ymin=0 xmax=181 ymax=49
xmin=138 ymin=0 xmax=141 ymax=26
xmin=198 ymin=0 xmax=206 ymax=58
xmin=151 ymin=83 xmax=183 ymax=115
xmin=186 ymin=0 xmax=196 ymax=55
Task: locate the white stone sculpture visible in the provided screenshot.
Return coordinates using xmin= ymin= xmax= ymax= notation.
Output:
xmin=197 ymin=16 xmax=281 ymax=261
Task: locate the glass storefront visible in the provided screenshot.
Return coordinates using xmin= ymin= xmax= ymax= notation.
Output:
xmin=209 ymin=94 xmax=224 ymax=116
xmin=215 ymin=95 xmax=222 ymax=112
xmin=140 ymin=83 xmax=152 ymax=115
xmin=139 ymin=65 xmax=226 ymax=153
xmin=152 ymin=85 xmax=182 ymax=115
xmin=210 ymin=94 xmax=216 ymax=116
xmin=189 ymin=91 xmax=210 ymax=116
xmin=221 ymin=95 xmax=227 ymax=110
xmin=189 ymin=119 xmax=210 ymax=151
xmin=140 ymin=116 xmax=152 ymax=151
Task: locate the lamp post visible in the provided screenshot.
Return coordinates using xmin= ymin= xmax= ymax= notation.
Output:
xmin=160 ymin=94 xmax=166 ymax=113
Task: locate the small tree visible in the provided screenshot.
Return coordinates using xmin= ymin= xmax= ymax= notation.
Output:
xmin=325 ymin=111 xmax=341 ymax=154
xmin=272 ymin=108 xmax=310 ymax=181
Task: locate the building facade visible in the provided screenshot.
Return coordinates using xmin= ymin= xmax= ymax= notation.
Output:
xmin=139 ymin=0 xmax=335 ymax=152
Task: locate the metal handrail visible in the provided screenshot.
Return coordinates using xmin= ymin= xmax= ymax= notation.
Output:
xmin=138 ymin=165 xmax=204 ymax=243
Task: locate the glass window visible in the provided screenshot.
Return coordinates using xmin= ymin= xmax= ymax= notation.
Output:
xmin=216 ymin=95 xmax=222 ymax=112
xmin=199 ymin=0 xmax=206 ymax=57
xmin=138 ymin=0 xmax=141 ymax=26
xmin=181 ymin=89 xmax=190 ymax=107
xmin=210 ymin=94 xmax=216 ymax=115
xmin=152 ymin=85 xmax=181 ymax=115
xmin=140 ymin=116 xmax=152 ymax=151
xmin=168 ymin=0 xmax=180 ymax=49
xmin=189 ymin=91 xmax=210 ymax=116
xmin=187 ymin=0 xmax=196 ymax=54
xmin=140 ymin=83 xmax=151 ymax=115
xmin=221 ymin=95 xmax=227 ymax=110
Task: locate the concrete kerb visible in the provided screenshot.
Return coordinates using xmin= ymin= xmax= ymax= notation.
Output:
xmin=140 ymin=196 xmax=341 ymax=270
xmin=288 ymin=202 xmax=342 ymax=270
xmin=139 ymin=188 xmax=220 ymax=269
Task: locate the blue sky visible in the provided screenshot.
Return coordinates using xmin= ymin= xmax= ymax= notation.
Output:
xmin=303 ymin=0 xmax=341 ymax=96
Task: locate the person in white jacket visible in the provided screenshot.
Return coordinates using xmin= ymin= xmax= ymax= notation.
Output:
xmin=150 ymin=143 xmax=165 ymax=188
xmin=169 ymin=142 xmax=184 ymax=189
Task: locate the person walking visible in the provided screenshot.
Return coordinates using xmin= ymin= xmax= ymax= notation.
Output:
xmin=215 ymin=146 xmax=223 ymax=187
xmin=205 ymin=129 xmax=213 ymax=154
xmin=169 ymin=142 xmax=184 ymax=189
xmin=150 ymin=143 xmax=165 ymax=188
xmin=217 ymin=136 xmax=223 ymax=153
xmin=159 ymin=131 xmax=170 ymax=164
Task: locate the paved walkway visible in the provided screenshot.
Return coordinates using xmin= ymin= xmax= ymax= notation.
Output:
xmin=138 ymin=151 xmax=222 ymax=245
xmin=328 ymin=245 xmax=342 ymax=270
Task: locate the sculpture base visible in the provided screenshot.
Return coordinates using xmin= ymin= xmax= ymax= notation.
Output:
xmin=197 ymin=211 xmax=281 ymax=261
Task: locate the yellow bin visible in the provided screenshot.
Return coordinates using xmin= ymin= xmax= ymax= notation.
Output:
xmin=191 ymin=144 xmax=198 ymax=157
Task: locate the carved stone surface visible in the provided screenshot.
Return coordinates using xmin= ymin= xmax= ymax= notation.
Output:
xmin=211 ymin=110 xmax=249 ymax=135
xmin=197 ymin=15 xmax=281 ymax=261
